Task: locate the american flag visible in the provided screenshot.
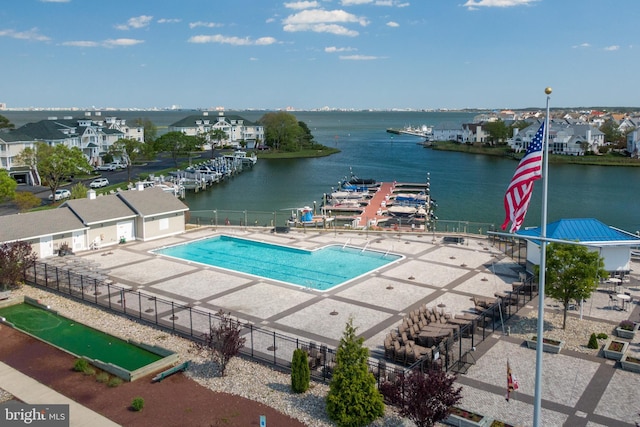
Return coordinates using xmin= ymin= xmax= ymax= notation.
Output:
xmin=501 ymin=121 xmax=545 ymax=233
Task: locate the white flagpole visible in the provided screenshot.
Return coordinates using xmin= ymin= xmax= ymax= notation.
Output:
xmin=533 ymin=87 xmax=552 ymax=427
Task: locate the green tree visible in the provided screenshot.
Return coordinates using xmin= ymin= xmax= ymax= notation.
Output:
xmin=209 ymin=129 xmax=228 ymax=158
xmin=483 ymin=119 xmax=510 ymax=145
xmin=110 ymin=138 xmax=143 ymax=182
xmin=0 ymin=169 xmax=17 ymax=201
xmin=155 ymin=131 xmax=201 ymax=168
xmin=0 ymin=114 xmax=15 ymax=129
xmin=326 ymin=317 xmax=385 ymax=427
xmin=13 ymin=192 xmax=41 ymax=212
xmin=297 ymin=121 xmax=316 ymax=148
xmin=544 ymin=242 xmax=607 ymax=329
xmin=599 ymin=119 xmax=624 ymax=146
xmin=259 ymin=112 xmax=302 ymax=151
xmin=134 ymin=117 xmax=157 ymax=145
xmin=133 ymin=117 xmax=158 ymax=160
xmin=18 ymin=142 xmax=92 ymax=201
xmin=70 ymin=182 xmax=88 ymax=199
xmin=291 ymin=348 xmax=310 ymax=393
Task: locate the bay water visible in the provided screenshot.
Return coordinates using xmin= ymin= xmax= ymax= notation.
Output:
xmin=4 ymin=110 xmax=639 ymax=233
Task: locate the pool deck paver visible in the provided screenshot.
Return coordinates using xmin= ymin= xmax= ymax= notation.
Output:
xmin=20 ymin=227 xmax=640 ymax=426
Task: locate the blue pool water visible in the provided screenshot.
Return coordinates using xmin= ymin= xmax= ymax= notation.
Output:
xmin=152 ymin=235 xmax=402 ymax=290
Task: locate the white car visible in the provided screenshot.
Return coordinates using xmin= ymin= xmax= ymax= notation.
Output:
xmin=48 ymin=189 xmax=71 ymax=201
xmin=89 ymin=178 xmax=109 ymax=188
xmin=96 ymin=163 xmax=116 ymax=171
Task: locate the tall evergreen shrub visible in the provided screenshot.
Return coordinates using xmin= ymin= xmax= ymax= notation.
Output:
xmin=588 ymin=333 xmax=599 ymax=349
xmin=326 ymin=317 xmax=384 ymax=427
xmin=291 ymin=348 xmax=310 ymax=393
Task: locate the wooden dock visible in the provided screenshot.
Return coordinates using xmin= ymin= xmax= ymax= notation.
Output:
xmin=354 ymin=182 xmax=395 ymax=227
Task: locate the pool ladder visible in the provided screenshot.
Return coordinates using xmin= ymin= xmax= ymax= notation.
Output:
xmin=342 ymin=238 xmax=351 ymax=250
xmin=361 ymin=242 xmax=369 ymax=253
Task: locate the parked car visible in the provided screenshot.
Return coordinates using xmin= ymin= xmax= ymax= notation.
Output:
xmin=112 ymin=161 xmax=127 ymax=169
xmin=48 ymin=189 xmax=71 ymax=201
xmin=89 ymin=178 xmax=109 ymax=188
xmin=96 ymin=163 xmax=116 ymax=171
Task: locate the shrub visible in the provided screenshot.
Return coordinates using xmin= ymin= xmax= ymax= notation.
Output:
xmin=326 ymin=317 xmax=385 ymax=427
xmin=597 ymin=333 xmax=608 ymax=340
xmin=108 ymin=377 xmax=123 ymax=388
xmin=382 ymin=368 xmax=462 ymax=427
xmin=619 ymin=320 xmax=635 ymax=331
xmin=201 ymin=310 xmax=246 ymax=377
xmin=82 ymin=367 xmax=96 ymax=376
xmin=96 ymin=372 xmax=110 ymax=383
xmin=291 ymin=348 xmax=310 ymax=393
xmin=588 ymin=333 xmax=599 ymax=349
xmin=73 ymin=358 xmax=89 ymax=372
xmin=131 ymin=397 xmax=145 ymax=412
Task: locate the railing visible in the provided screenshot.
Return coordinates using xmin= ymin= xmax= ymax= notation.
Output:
xmin=187 ymin=209 xmax=497 ymax=236
xmin=22 ymin=260 xmax=537 ymax=387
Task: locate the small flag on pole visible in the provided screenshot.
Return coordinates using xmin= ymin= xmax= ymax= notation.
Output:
xmin=501 ymin=121 xmax=545 ymax=233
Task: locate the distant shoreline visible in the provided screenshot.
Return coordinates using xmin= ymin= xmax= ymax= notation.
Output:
xmin=430 ymin=141 xmax=640 ymax=167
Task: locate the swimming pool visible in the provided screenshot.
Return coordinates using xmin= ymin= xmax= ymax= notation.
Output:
xmin=152 ymin=235 xmax=403 ymax=291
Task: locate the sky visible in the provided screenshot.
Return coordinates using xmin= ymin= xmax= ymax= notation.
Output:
xmin=1 ymin=0 xmax=638 ymax=111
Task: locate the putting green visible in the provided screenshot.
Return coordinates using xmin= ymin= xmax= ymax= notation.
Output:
xmin=0 ymin=303 xmax=162 ymax=371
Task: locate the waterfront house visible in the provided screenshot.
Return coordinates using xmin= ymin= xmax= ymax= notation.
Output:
xmin=168 ymin=111 xmax=264 ymax=149
xmin=431 ymin=121 xmax=465 ymax=142
xmin=627 ymin=127 xmax=640 ymax=158
xmin=0 ymin=187 xmax=189 ymax=258
xmin=0 ymin=115 xmax=143 ymax=181
xmin=509 ymin=121 xmax=604 ymax=155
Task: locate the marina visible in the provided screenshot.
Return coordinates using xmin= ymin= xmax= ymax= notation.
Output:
xmin=288 ymin=172 xmax=435 ymax=230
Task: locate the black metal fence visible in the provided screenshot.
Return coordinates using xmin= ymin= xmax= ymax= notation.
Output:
xmin=22 ymin=261 xmax=537 ymax=386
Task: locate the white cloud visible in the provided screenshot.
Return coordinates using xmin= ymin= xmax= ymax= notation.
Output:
xmin=386 ymin=21 xmax=399 ymax=27
xmin=284 ymin=1 xmax=320 ymax=9
xmin=339 ymin=54 xmax=381 ymax=60
xmin=571 ymin=42 xmax=590 ymax=48
xmin=61 ymin=40 xmax=99 ymax=47
xmin=342 ymin=0 xmax=407 ymax=5
xmin=0 ymin=28 xmax=50 ymax=42
xmin=103 ymin=38 xmax=144 ymax=47
xmin=282 ymin=9 xmax=368 ymax=36
xmin=464 ymin=0 xmax=537 ymax=9
xmin=341 ymin=0 xmax=373 ymax=4
xmin=189 ymin=21 xmax=223 ymax=29
xmin=158 ymin=18 xmax=181 ymax=24
xmin=188 ymin=34 xmax=277 ymax=46
xmin=115 ymin=15 xmax=153 ymax=30
xmin=604 ymin=45 xmax=619 ymax=51
xmin=325 ymin=46 xmax=357 ymax=52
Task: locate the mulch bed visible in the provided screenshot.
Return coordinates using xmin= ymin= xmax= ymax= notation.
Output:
xmin=0 ymin=326 xmax=305 ymax=426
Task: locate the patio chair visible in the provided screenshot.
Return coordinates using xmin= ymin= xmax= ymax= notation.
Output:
xmin=608 ymin=294 xmax=619 ymax=310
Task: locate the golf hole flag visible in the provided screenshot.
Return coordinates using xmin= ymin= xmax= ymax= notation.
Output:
xmin=502 ymin=121 xmax=545 ymax=233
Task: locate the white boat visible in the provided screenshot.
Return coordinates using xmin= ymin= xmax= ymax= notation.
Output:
xmin=387 ymin=206 xmax=417 ymax=217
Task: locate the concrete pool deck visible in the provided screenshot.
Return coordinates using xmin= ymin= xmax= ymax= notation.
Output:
xmin=75 ymin=227 xmax=640 ymax=427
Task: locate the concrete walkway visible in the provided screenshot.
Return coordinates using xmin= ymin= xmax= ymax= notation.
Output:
xmin=0 ymin=362 xmax=120 ymax=427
